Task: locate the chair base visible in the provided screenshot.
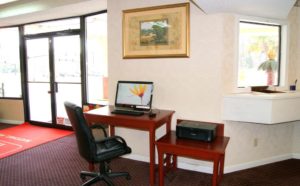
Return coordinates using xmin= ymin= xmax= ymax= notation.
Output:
xmin=80 ymin=170 xmax=131 ymax=186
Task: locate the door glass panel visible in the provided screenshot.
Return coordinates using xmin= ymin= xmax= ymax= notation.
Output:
xmin=26 ymin=38 xmax=50 ymax=82
xmin=56 ymin=84 xmax=81 ymax=126
xmin=26 ymin=38 xmax=52 ymax=123
xmin=54 ymin=35 xmax=81 ymax=83
xmin=54 ymin=35 xmax=81 ymax=126
xmin=28 ymin=83 xmax=52 ymax=123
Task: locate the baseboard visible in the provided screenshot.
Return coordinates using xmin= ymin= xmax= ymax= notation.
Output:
xmin=123 ymin=154 xmax=149 ymax=163
xmin=224 ymin=154 xmax=292 ymax=173
xmin=292 ymin=153 xmax=300 ymax=159
xmin=0 ymin=119 xmax=23 ymax=125
xmin=124 ymin=153 xmax=295 ymax=174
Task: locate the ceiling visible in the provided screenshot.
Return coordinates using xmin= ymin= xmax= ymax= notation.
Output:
xmin=0 ymin=0 xmax=106 ymax=27
xmin=0 ymin=0 xmax=298 ymax=27
xmin=192 ymin=0 xmax=297 ymax=20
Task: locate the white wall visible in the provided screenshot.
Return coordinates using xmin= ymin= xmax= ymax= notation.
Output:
xmin=108 ymin=0 xmax=300 ymax=171
xmin=289 ymin=7 xmax=300 ymax=156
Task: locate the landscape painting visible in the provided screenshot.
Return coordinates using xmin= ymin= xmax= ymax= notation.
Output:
xmin=122 ymin=3 xmax=190 ymax=58
xmin=140 ymin=19 xmax=168 ymax=46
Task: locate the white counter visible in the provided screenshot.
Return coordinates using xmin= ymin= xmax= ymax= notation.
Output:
xmin=223 ymin=91 xmax=300 ymax=124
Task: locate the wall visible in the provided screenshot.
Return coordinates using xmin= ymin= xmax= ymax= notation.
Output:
xmin=108 ymin=0 xmax=300 ymax=171
xmin=293 ymin=121 xmax=300 ymax=155
xmin=289 ymin=7 xmax=300 ymax=156
xmin=108 ymin=0 xmax=225 ymax=157
xmin=0 ymin=99 xmax=24 ymax=124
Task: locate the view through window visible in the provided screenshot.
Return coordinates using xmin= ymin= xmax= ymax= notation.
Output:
xmin=238 ymin=21 xmax=281 ymax=87
xmin=0 ymin=27 xmax=21 ymax=98
xmin=86 ymin=13 xmax=108 ymax=104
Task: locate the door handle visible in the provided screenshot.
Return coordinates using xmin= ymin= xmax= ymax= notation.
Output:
xmin=48 ymin=83 xmax=58 ymax=93
xmin=54 ymin=82 xmax=58 ymax=93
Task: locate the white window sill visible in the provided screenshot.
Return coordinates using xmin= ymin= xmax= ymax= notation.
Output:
xmin=223 ymin=91 xmax=300 ymax=124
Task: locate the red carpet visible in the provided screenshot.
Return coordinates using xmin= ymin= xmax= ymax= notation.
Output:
xmin=0 ymin=122 xmax=73 ymax=159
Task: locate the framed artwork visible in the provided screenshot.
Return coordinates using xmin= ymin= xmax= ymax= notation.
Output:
xmin=122 ymin=3 xmax=190 ymax=58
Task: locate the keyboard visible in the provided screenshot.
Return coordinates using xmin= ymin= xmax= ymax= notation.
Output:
xmin=111 ymin=109 xmax=144 ymax=116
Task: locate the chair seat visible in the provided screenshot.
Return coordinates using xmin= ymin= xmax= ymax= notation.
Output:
xmin=95 ymin=139 xmax=131 ymax=162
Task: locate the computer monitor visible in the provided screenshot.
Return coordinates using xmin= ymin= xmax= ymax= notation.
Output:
xmin=115 ymin=81 xmax=153 ymax=111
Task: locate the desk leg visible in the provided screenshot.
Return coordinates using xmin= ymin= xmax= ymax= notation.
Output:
xmin=166 ymin=116 xmax=172 ymax=133
xmin=212 ymin=157 xmax=220 ymax=186
xmin=88 ymin=163 xmax=95 ymax=172
xmin=109 ymin=125 xmax=115 ymax=136
xmin=149 ymin=128 xmax=155 ymax=186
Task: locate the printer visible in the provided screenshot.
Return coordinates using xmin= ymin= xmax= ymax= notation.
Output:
xmin=176 ymin=120 xmax=217 ymax=142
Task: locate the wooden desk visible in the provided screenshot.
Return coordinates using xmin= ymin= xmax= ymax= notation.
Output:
xmin=156 ymin=121 xmax=230 ymax=186
xmin=84 ymin=106 xmax=175 ymax=186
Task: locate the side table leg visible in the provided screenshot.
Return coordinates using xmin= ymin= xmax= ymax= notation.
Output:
xmin=212 ymin=157 xmax=220 ymax=186
xmin=158 ymin=151 xmax=165 ymax=186
xmin=172 ymin=155 xmax=178 ymax=170
xmin=219 ymin=154 xmax=225 ymax=181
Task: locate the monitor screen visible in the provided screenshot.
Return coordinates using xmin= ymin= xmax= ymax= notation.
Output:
xmin=115 ymin=81 xmax=153 ymax=110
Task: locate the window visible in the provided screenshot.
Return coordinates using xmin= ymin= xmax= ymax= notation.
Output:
xmin=85 ymin=13 xmax=108 ymax=104
xmin=24 ymin=18 xmax=80 ymax=35
xmin=238 ymin=21 xmax=281 ymax=87
xmin=0 ymin=27 xmax=22 ymax=98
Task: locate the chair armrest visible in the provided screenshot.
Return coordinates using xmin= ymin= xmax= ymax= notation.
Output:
xmin=89 ymin=124 xmax=108 ymax=137
xmin=96 ymin=136 xmax=128 ymax=146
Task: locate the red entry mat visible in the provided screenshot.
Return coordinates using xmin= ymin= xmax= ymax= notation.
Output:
xmin=0 ymin=122 xmax=73 ymax=159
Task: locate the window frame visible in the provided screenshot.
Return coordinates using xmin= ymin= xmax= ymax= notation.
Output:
xmin=84 ymin=12 xmax=108 ymax=105
xmin=235 ymin=17 xmax=288 ymax=91
xmin=238 ymin=20 xmax=282 ymax=88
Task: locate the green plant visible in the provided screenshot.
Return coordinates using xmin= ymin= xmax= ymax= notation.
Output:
xmin=258 ymin=49 xmax=278 ymax=85
xmin=258 ymin=59 xmax=278 ymax=72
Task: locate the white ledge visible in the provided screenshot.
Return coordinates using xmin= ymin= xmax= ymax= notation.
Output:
xmin=223 ymin=91 xmax=300 ymax=124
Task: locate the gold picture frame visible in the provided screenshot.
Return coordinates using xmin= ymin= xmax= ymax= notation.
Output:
xmin=122 ymin=3 xmax=190 ymax=58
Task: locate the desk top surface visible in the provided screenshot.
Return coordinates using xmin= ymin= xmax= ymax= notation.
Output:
xmin=84 ymin=105 xmax=175 ymax=124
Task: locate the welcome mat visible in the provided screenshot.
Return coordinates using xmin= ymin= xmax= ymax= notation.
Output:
xmin=0 ymin=122 xmax=73 ymax=159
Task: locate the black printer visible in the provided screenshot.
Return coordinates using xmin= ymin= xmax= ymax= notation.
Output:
xmin=176 ymin=120 xmax=217 ymax=142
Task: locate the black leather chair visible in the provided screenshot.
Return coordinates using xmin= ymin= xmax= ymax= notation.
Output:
xmin=64 ymin=102 xmax=132 ymax=186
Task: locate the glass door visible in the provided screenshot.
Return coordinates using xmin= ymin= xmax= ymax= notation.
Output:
xmin=53 ymin=35 xmax=82 ymax=126
xmin=26 ymin=35 xmax=81 ymax=127
xmin=26 ymin=38 xmax=52 ymax=123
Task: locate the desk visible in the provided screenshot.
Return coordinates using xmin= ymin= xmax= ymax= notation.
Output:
xmin=84 ymin=105 xmax=175 ymax=186
xmin=156 ymin=121 xmax=229 ymax=186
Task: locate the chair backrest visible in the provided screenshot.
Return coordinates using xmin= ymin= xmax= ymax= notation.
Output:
xmin=64 ymin=101 xmax=97 ymax=163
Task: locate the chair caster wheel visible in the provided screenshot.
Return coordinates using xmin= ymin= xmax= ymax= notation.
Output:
xmin=80 ymin=174 xmax=86 ymax=181
xmin=126 ymin=175 xmax=131 ymax=180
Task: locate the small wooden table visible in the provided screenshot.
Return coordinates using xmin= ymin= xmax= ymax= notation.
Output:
xmin=84 ymin=105 xmax=175 ymax=186
xmin=156 ymin=120 xmax=230 ymax=186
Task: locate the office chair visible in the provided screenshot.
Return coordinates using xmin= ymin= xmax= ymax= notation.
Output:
xmin=64 ymin=102 xmax=132 ymax=186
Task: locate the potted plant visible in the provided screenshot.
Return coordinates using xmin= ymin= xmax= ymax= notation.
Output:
xmin=258 ymin=49 xmax=278 ymax=85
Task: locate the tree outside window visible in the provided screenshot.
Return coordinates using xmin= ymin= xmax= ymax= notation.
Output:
xmin=238 ymin=21 xmax=280 ymax=87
